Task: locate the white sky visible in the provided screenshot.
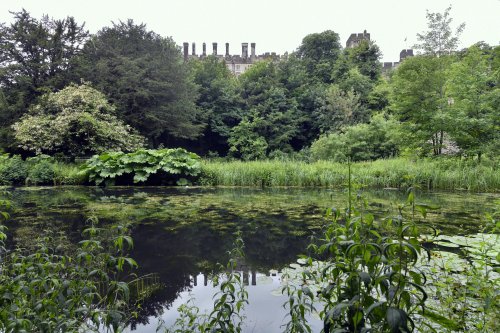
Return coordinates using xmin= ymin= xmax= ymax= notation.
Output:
xmin=0 ymin=0 xmax=499 ymax=62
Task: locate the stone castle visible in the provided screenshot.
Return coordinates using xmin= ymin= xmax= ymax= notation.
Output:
xmin=183 ymin=30 xmax=412 ymax=75
xmin=182 ymin=42 xmax=282 ymax=76
xmin=345 ymin=30 xmax=414 ymax=72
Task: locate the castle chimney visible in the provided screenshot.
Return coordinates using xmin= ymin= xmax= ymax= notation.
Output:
xmin=213 ymin=42 xmax=217 ymax=56
xmin=225 ymin=43 xmax=229 ymax=57
xmin=202 ymin=42 xmax=206 ymax=56
xmin=250 ymin=43 xmax=256 ymax=57
xmin=192 ymin=42 xmax=196 ymax=55
xmin=242 ymin=43 xmax=248 ymax=58
xmin=183 ymin=42 xmax=189 ymax=61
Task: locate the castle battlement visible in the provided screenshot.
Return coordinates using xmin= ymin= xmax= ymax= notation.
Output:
xmin=346 ymin=30 xmax=371 ymax=48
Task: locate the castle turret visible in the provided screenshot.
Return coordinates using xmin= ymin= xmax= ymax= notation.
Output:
xmin=399 ymin=49 xmax=414 ymax=62
xmin=346 ymin=30 xmax=370 ymax=48
xmin=213 ymin=42 xmax=218 ymax=56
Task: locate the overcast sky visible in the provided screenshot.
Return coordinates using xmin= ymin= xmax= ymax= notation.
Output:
xmin=1 ymin=0 xmax=499 ymax=62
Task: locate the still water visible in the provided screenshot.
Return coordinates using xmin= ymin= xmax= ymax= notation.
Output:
xmin=5 ymin=186 xmax=499 ymax=332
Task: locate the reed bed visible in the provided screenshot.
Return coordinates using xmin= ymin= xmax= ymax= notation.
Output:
xmin=199 ymin=158 xmax=500 ymax=192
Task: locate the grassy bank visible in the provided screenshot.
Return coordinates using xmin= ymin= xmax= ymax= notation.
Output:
xmin=2 ymin=154 xmax=499 ymax=192
xmin=199 ymin=158 xmax=500 ymax=192
xmin=0 ymin=154 xmax=86 ymax=186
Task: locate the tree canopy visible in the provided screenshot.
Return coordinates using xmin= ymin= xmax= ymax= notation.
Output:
xmin=414 ymin=6 xmax=465 ymax=56
xmin=77 ymin=20 xmax=203 ymax=146
xmin=0 ymin=10 xmax=89 ymax=149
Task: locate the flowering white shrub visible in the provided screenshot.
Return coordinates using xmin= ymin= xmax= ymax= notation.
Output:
xmin=12 ymin=84 xmax=145 ymax=158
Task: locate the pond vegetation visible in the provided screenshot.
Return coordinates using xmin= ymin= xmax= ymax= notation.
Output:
xmin=1 ymin=185 xmax=499 ymax=332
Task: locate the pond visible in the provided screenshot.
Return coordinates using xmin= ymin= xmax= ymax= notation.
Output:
xmin=4 ymin=186 xmax=499 ymax=332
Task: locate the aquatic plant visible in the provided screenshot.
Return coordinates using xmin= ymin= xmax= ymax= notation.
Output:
xmin=424 ymin=206 xmax=500 ymax=332
xmin=282 ymin=164 xmax=433 ymax=332
xmin=0 ymin=193 xmax=138 ymax=333
xmin=84 ymin=148 xmax=201 ymax=186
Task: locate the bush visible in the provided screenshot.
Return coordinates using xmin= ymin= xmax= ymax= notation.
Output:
xmin=310 ymin=113 xmax=400 ymax=162
xmin=26 ymin=156 xmax=55 ymax=185
xmin=12 ymin=83 xmax=145 ymax=159
xmin=84 ymin=148 xmax=201 ymax=186
xmin=0 ymin=154 xmax=28 ymax=185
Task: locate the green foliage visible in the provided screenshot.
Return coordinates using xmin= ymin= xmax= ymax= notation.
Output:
xmin=390 ymin=55 xmax=454 ymax=155
xmin=25 ymin=156 xmax=56 ymax=185
xmin=228 ymin=115 xmax=268 ymax=160
xmin=414 ymin=5 xmax=465 ymax=56
xmin=12 ymin=83 xmax=145 ymax=158
xmin=237 ymin=62 xmax=306 ymax=156
xmin=52 ymin=162 xmax=89 ymax=185
xmin=296 ymin=30 xmax=342 ymax=83
xmin=0 ymin=154 xmax=89 ymax=186
xmin=84 ymin=148 xmax=201 ymax=186
xmin=282 ymin=177 xmax=432 ymax=333
xmin=199 ymin=158 xmax=500 ymax=192
xmin=345 ymin=40 xmax=382 ymax=81
xmin=0 ymin=10 xmax=89 ymax=150
xmin=0 ymin=154 xmax=28 ymax=185
xmin=189 ymin=56 xmax=243 ymax=155
xmin=314 ymin=85 xmax=368 ymax=134
xmin=446 ymin=45 xmax=499 ymax=159
xmin=0 ymin=196 xmax=137 ymax=333
xmin=78 ymin=20 xmax=203 ymax=145
xmin=310 ymin=113 xmax=400 ymax=161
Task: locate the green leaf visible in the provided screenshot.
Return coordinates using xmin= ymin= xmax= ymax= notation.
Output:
xmin=386 ymin=307 xmax=409 ymax=333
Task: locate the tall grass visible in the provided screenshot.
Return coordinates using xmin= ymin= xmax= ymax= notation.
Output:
xmin=199 ymin=158 xmax=500 ymax=192
xmin=52 ymin=162 xmax=88 ymax=185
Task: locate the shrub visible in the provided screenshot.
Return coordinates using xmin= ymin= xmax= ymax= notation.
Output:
xmin=310 ymin=113 xmax=400 ymax=162
xmin=84 ymin=148 xmax=201 ymax=186
xmin=0 ymin=154 xmax=28 ymax=185
xmin=12 ymin=83 xmax=145 ymax=159
xmin=26 ymin=156 xmax=56 ymax=185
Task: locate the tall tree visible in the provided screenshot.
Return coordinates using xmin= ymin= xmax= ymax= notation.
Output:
xmin=314 ymin=84 xmax=368 ymax=134
xmin=77 ymin=20 xmax=203 ymax=147
xmin=414 ymin=6 xmax=465 ymax=56
xmin=238 ymin=61 xmax=304 ymax=154
xmin=189 ymin=56 xmax=243 ymax=155
xmin=276 ymin=54 xmax=323 ymax=148
xmin=344 ymin=39 xmax=382 ymax=81
xmin=296 ymin=30 xmax=342 ymax=83
xmin=446 ymin=45 xmax=499 ymax=160
xmin=0 ymin=10 xmax=88 ymax=149
xmin=390 ymin=55 xmax=454 ymax=155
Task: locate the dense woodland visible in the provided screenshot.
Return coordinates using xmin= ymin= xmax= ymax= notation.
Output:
xmin=0 ymin=9 xmax=498 ymax=163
